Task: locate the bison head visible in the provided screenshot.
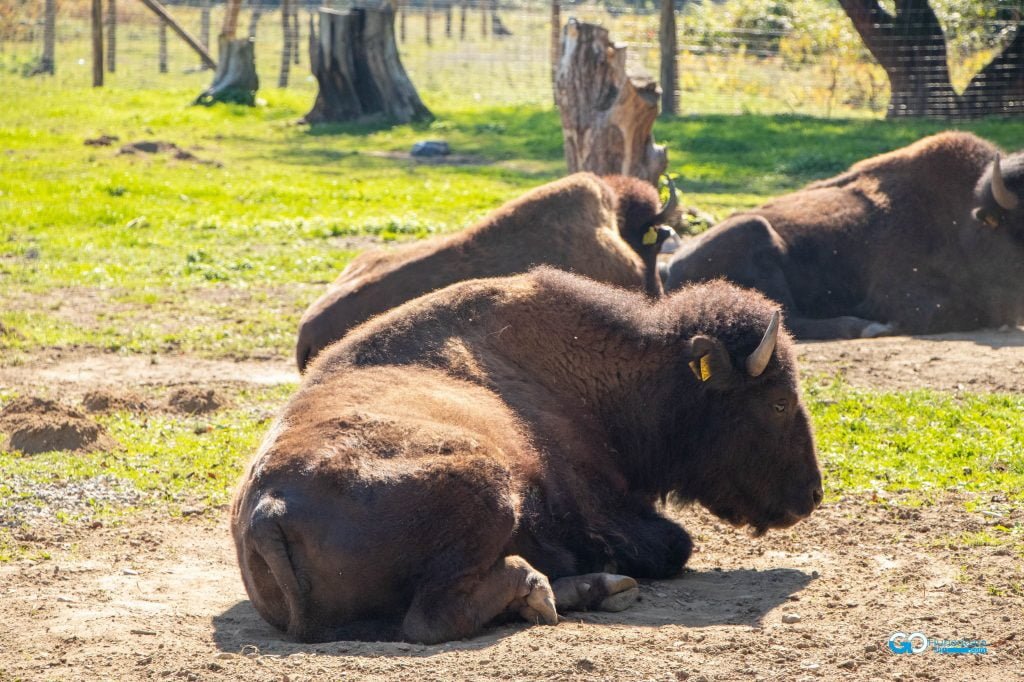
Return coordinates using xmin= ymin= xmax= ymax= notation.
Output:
xmin=973 ymin=153 xmax=1024 ymax=241
xmin=668 ymin=290 xmax=822 ymax=536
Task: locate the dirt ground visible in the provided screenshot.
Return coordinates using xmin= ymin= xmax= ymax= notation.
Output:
xmin=1 ymin=329 xmax=1023 ymax=681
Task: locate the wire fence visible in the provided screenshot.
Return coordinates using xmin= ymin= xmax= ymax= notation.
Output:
xmin=1 ymin=0 xmax=1021 ymax=117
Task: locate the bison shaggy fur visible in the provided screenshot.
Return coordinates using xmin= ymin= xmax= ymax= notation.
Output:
xmin=233 ymin=268 xmax=822 ymax=644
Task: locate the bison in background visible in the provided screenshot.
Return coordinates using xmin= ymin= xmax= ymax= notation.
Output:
xmin=665 ymin=132 xmax=1024 ymax=339
xmin=295 ymin=173 xmax=678 ymax=371
xmin=233 ymin=268 xmax=822 ymax=644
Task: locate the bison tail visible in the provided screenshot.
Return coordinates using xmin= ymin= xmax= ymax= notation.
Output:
xmin=242 ymin=496 xmax=321 ymax=642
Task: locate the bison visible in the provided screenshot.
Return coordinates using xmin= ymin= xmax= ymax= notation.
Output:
xmin=232 ymin=268 xmax=823 ymax=644
xmin=665 ymin=131 xmax=1024 ymax=338
xmin=295 ymin=172 xmax=678 ymax=371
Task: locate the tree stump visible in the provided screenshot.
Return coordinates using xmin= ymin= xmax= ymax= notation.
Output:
xmin=304 ymin=6 xmax=431 ymax=125
xmin=195 ymin=36 xmax=259 ymax=106
xmin=554 ymin=19 xmax=667 ymax=185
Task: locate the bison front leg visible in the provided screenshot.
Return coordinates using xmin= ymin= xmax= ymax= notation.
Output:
xmin=552 ymin=573 xmax=640 ymax=613
xmin=401 ymin=554 xmax=557 ymax=643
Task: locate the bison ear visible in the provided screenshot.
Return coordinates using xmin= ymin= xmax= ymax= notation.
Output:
xmin=685 ymin=335 xmax=735 ymax=387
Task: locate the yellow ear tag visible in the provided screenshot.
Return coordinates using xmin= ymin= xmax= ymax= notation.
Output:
xmin=642 ymin=226 xmax=659 ymax=246
xmin=688 ymin=354 xmax=713 ymax=382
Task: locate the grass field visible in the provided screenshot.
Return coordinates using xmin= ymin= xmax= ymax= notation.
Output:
xmin=2 ymin=75 xmax=1024 ymax=560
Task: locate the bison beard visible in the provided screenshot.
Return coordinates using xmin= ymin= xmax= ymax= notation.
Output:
xmin=666 ymin=131 xmax=1024 ymax=338
xmin=294 ymin=173 xmax=678 ymax=372
xmin=233 ymin=269 xmax=822 ymax=643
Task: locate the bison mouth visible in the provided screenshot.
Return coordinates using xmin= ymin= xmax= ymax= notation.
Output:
xmin=707 ymin=503 xmax=808 ymax=537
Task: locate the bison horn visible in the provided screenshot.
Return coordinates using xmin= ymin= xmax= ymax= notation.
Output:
xmin=651 ymin=175 xmax=679 ymax=225
xmin=746 ymin=311 xmax=781 ymax=378
xmin=991 ymin=154 xmax=1019 ymax=211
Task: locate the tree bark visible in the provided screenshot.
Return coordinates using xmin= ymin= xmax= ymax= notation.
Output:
xmin=555 ymin=19 xmax=667 ymax=185
xmin=304 ymin=7 xmax=432 ymax=125
xmin=838 ymin=0 xmax=957 ymax=118
xmin=959 ymin=24 xmax=1024 ymax=117
xmin=659 ymin=0 xmax=678 ymax=117
xmin=195 ymin=36 xmax=259 ymax=105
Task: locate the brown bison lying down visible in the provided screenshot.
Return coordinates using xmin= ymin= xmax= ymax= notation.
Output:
xmin=233 ymin=268 xmax=822 ymax=643
xmin=666 ymin=131 xmax=1024 ymax=338
xmin=295 ymin=173 xmax=677 ymax=371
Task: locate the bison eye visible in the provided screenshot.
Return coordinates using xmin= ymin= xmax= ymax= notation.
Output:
xmin=773 ymin=400 xmax=787 ymax=413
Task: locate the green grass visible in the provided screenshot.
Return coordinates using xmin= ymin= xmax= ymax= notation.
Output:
xmin=3 ymin=75 xmax=1024 ymax=560
xmin=808 ymin=383 xmax=1024 ymax=502
xmin=4 ymin=76 xmax=1024 ymax=361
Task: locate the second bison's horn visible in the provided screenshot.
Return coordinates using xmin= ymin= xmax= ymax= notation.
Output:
xmin=746 ymin=311 xmax=781 ymax=378
xmin=991 ymin=155 xmax=1020 ymax=211
xmin=651 ymin=175 xmax=680 ymax=225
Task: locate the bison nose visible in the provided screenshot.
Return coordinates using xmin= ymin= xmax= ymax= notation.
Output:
xmin=811 ymin=486 xmax=823 ymax=509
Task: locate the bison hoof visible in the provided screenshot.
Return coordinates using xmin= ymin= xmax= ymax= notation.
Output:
xmin=552 ymin=573 xmax=639 ymax=613
xmin=598 ymin=585 xmax=640 ymax=612
xmin=860 ymin=321 xmax=895 ymax=339
xmin=517 ymin=574 xmax=558 ymax=626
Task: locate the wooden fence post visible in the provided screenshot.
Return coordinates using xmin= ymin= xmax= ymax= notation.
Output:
xmin=659 ymin=0 xmax=677 ymax=116
xmin=42 ymin=0 xmax=57 ymax=74
xmin=159 ymin=20 xmax=168 ymax=73
xmin=550 ymin=0 xmax=559 ymax=102
xmin=279 ymin=0 xmax=293 ymax=87
xmin=106 ymin=0 xmax=116 ymax=73
xmin=92 ymin=0 xmax=104 ymax=86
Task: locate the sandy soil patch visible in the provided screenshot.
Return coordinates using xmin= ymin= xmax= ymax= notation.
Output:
xmin=0 ymin=497 xmax=1019 ymax=681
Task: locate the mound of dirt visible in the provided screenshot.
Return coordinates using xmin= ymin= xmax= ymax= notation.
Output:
xmin=84 ymin=134 xmax=119 ymax=147
xmin=117 ymin=140 xmax=222 ymax=167
xmin=0 ymin=397 xmax=119 ymax=455
xmin=80 ymin=389 xmax=150 ymax=414
xmin=166 ymin=387 xmax=226 ymax=415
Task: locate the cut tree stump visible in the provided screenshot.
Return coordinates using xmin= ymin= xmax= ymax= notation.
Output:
xmin=195 ymin=36 xmax=259 ymax=105
xmin=554 ymin=19 xmax=667 ymax=185
xmin=305 ymin=6 xmax=431 ymax=125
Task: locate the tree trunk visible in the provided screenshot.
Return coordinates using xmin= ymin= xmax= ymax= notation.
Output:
xmin=41 ymin=0 xmax=56 ymax=75
xmin=445 ymin=3 xmax=452 ymax=38
xmin=195 ymin=36 xmax=259 ymax=105
xmin=554 ymin=19 xmax=667 ymax=185
xmin=222 ymin=0 xmax=243 ymax=40
xmin=279 ymin=0 xmax=293 ymax=87
xmin=460 ymin=4 xmax=467 ymax=40
xmin=304 ymin=7 xmax=432 ymax=125
xmin=838 ymin=0 xmax=958 ymax=118
xmin=659 ymin=0 xmax=678 ymax=117
xmin=959 ymin=25 xmax=1024 ymax=117
xmin=106 ymin=0 xmax=116 ymax=73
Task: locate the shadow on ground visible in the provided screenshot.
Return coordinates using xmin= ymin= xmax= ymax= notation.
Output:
xmin=210 ymin=566 xmax=813 ymax=657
